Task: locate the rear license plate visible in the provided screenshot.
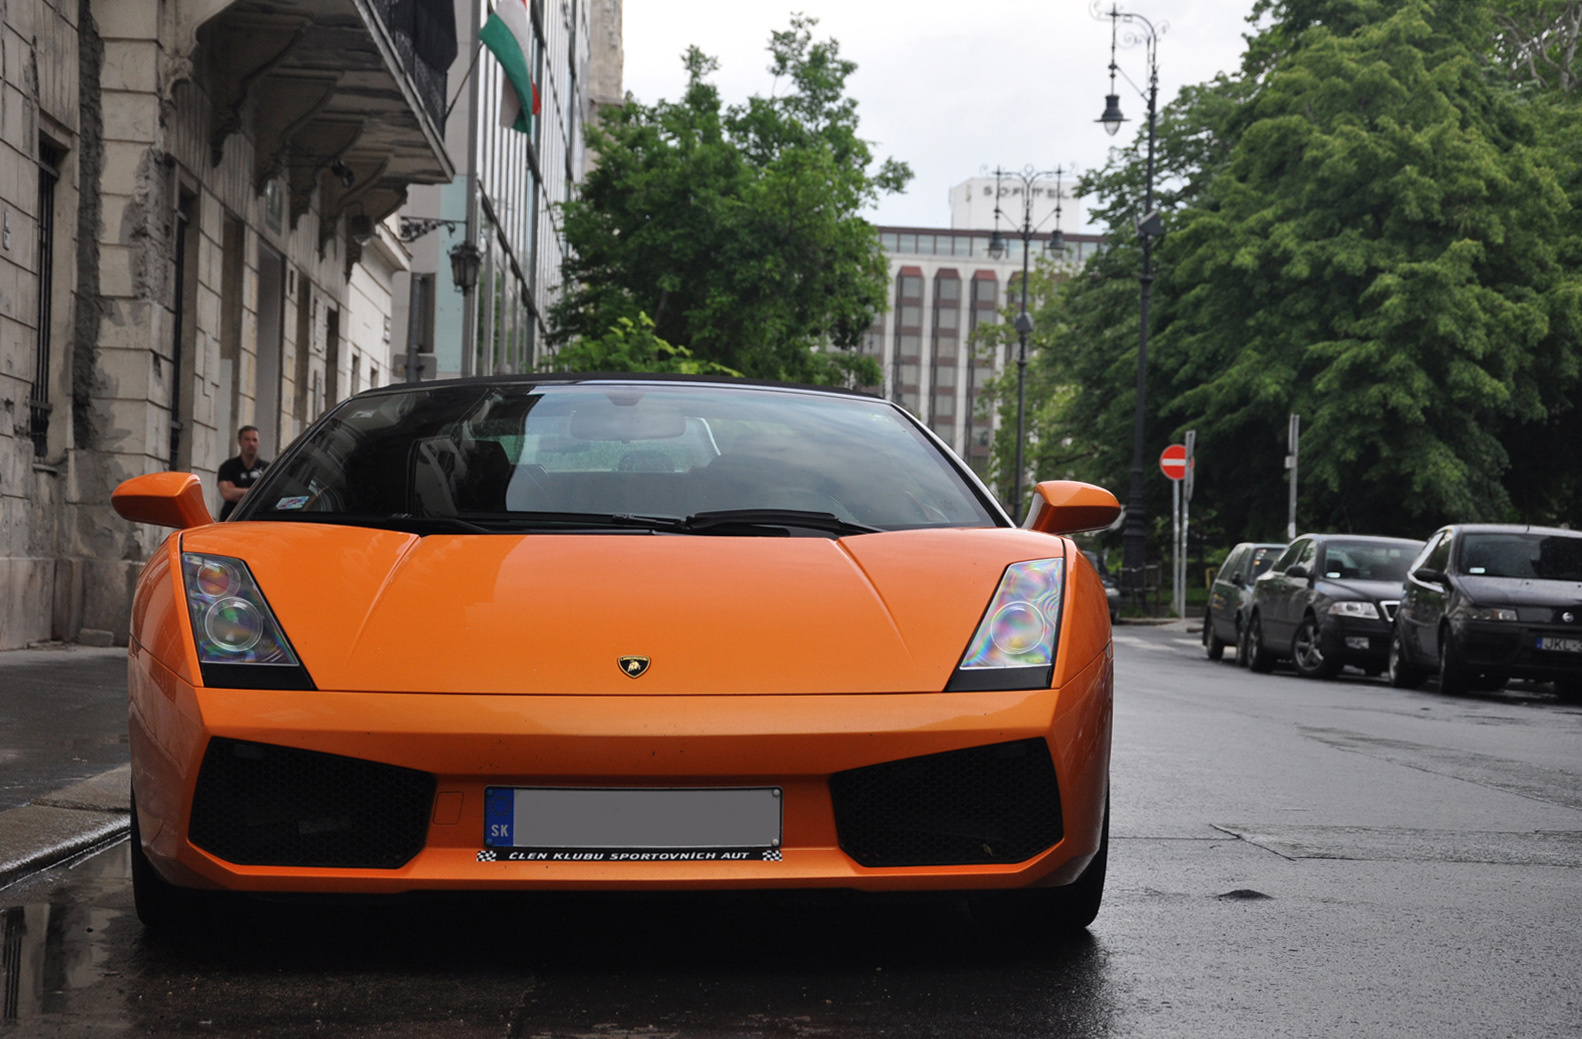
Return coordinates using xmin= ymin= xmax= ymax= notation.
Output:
xmin=484 ymin=787 xmax=782 ymax=861
xmin=1537 ymin=637 xmax=1582 ymax=653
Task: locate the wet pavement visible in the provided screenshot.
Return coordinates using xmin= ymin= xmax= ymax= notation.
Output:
xmin=0 ymin=647 xmax=128 ymax=813
xmin=2 ymin=622 xmax=1580 ymax=1037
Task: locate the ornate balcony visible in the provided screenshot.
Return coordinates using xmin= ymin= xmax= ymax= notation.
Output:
xmin=196 ymin=0 xmax=457 ymax=232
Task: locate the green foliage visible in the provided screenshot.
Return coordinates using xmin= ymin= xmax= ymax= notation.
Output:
xmin=542 ymin=313 xmax=740 ymax=376
xmin=545 ymin=17 xmax=904 ymax=387
xmin=1026 ymin=0 xmax=1582 ymax=547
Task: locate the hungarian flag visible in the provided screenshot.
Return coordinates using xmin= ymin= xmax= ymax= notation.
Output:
xmin=479 ymin=0 xmax=540 ymax=132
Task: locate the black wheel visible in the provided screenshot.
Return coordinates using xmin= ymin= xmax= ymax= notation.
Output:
xmin=1555 ymin=679 xmax=1582 ymax=704
xmin=1291 ymin=615 xmax=1340 ymax=679
xmin=1244 ymin=612 xmax=1275 ymax=673
xmin=1388 ymin=628 xmax=1428 ymax=689
xmin=1204 ymin=610 xmax=1226 ymax=661
xmin=130 ymin=790 xmax=203 ymax=930
xmin=1438 ymin=627 xmax=1470 ymax=696
xmin=994 ymin=795 xmax=1108 ymax=934
xmin=1235 ymin=619 xmax=1250 ymax=668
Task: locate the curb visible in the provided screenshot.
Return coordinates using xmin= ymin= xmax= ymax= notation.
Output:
xmin=0 ymin=765 xmax=131 ymax=890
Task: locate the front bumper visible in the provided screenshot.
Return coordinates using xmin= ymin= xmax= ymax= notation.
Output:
xmin=129 ymin=642 xmax=1112 ymax=896
xmin=1454 ymin=620 xmax=1582 ymax=681
xmin=1322 ymin=615 xmax=1393 ymax=664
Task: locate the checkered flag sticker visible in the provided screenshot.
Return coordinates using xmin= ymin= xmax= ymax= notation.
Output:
xmin=761 ymin=848 xmax=782 ymax=862
xmin=477 ymin=850 xmax=498 ymax=862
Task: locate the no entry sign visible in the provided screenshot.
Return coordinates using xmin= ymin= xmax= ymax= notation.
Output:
xmin=1160 ymin=443 xmax=1188 ymax=481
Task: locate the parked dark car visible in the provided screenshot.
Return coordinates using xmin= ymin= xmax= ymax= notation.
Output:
xmin=1203 ymin=541 xmax=1286 ymax=662
xmin=1086 ymin=551 xmax=1122 ymax=623
xmin=1389 ymin=525 xmax=1582 ymax=699
xmin=1243 ymin=534 xmax=1423 ymax=678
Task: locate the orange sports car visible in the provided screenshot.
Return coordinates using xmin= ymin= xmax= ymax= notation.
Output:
xmin=112 ymin=376 xmax=1118 ymax=931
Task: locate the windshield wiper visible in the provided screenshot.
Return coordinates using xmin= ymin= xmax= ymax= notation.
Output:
xmin=452 ymin=510 xmax=680 ymax=532
xmin=675 ymin=510 xmax=881 ymax=538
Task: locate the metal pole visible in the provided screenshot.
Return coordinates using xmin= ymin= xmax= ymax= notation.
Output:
xmin=1287 ymin=413 xmax=1300 ymax=540
xmin=1013 ymin=213 xmax=1032 ymax=516
xmin=1180 ymin=479 xmax=1190 ymax=617
xmin=460 ymin=0 xmax=483 ymax=377
xmin=405 ymin=272 xmax=425 ymax=383
xmin=1121 ymin=61 xmax=1159 ymax=609
xmin=1171 ymin=477 xmax=1180 ymax=617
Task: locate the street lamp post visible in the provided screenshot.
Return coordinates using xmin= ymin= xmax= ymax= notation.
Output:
xmin=987 ymin=165 xmax=1068 ymax=517
xmin=1096 ymin=3 xmax=1163 ymax=609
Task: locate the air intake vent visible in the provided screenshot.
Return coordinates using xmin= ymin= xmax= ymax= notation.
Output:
xmin=829 ymin=738 xmax=1062 ymax=867
xmin=189 ymin=738 xmax=434 ymax=869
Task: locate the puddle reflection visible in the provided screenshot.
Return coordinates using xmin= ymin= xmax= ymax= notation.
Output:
xmin=4 ymin=842 xmax=1120 ymax=1037
xmin=1 ymin=843 xmax=128 ymax=1025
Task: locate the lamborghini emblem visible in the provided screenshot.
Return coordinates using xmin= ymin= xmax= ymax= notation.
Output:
xmin=619 ymin=656 xmax=651 ymax=678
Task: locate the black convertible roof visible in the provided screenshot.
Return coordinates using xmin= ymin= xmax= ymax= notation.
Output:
xmin=349 ymin=372 xmax=883 ymax=401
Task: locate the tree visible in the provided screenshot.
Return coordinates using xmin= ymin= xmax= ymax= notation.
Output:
xmin=1491 ymin=0 xmax=1582 ymax=93
xmin=1162 ymin=2 xmax=1578 ymax=534
xmin=1024 ymin=0 xmax=1582 ymax=546
xmin=546 ymin=313 xmax=740 ymax=376
xmin=546 ymin=17 xmax=910 ymax=385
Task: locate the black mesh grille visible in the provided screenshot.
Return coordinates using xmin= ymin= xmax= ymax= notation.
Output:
xmin=188 ymin=738 xmax=435 ymax=869
xmin=829 ymin=738 xmax=1062 ymax=867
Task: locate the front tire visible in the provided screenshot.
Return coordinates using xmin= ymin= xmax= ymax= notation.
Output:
xmin=1019 ymin=796 xmax=1108 ymax=933
xmin=1245 ymin=612 xmax=1275 ymax=673
xmin=1291 ymin=615 xmax=1340 ymax=679
xmin=130 ymin=790 xmax=204 ymax=930
xmin=1438 ymin=627 xmax=1470 ymax=696
xmin=1204 ymin=610 xmax=1226 ymax=661
xmin=1556 ymin=679 xmax=1582 ymax=704
xmin=1388 ymin=630 xmax=1428 ymax=689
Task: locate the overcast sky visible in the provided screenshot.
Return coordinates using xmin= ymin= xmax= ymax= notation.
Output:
xmin=622 ymin=1 xmax=1263 ymax=233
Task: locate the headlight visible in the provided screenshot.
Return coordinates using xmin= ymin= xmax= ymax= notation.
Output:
xmin=946 ymin=557 xmax=1064 ymax=692
xmin=181 ymin=553 xmax=314 ymax=689
xmin=1328 ymin=601 xmax=1381 ymax=619
xmin=1464 ymin=605 xmax=1517 ymax=622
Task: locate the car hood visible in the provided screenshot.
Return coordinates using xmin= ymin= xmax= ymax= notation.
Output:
xmin=1453 ymin=575 xmax=1582 ymax=607
xmin=180 ymin=523 xmax=1079 ymax=695
xmin=1317 ymin=579 xmax=1405 ymax=603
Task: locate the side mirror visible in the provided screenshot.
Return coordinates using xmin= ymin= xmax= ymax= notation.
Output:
xmin=112 ymin=472 xmax=214 ymax=529
xmin=1286 ymin=564 xmax=1310 ymax=581
xmin=1413 ymin=567 xmax=1446 ymax=585
xmin=1022 ymin=480 xmax=1122 ymax=535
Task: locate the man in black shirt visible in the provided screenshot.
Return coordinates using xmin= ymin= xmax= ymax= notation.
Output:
xmin=217 ymin=425 xmax=268 ymax=520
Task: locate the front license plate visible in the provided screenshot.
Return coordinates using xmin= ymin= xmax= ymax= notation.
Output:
xmin=484 ymin=787 xmax=782 ymax=861
xmin=1537 ymin=637 xmax=1582 ymax=653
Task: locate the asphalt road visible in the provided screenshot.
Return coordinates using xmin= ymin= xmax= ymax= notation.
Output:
xmin=2 ymin=623 xmax=1579 ymax=1037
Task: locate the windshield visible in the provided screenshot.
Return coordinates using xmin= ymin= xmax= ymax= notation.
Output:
xmin=1248 ymin=546 xmax=1280 ymax=579
xmin=1458 ymin=532 xmax=1582 ymax=582
xmin=235 ymin=382 xmax=1000 ymax=534
xmin=1320 ymin=540 xmax=1417 ymax=583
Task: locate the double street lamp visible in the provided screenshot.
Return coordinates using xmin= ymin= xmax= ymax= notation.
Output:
xmin=1096 ymin=3 xmax=1163 ymax=607
xmin=986 ymin=165 xmax=1068 ymax=516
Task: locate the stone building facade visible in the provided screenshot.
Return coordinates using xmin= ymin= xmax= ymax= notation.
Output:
xmin=0 ymin=0 xmax=456 ymax=649
xmin=865 ymin=226 xmax=1105 ymax=483
xmin=397 ymin=0 xmax=618 ymax=381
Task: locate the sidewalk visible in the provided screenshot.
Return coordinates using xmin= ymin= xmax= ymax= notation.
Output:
xmin=0 ymin=645 xmax=131 ymax=889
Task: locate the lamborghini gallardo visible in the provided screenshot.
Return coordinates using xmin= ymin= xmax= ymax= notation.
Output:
xmin=112 ymin=376 xmax=1118 ymax=930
